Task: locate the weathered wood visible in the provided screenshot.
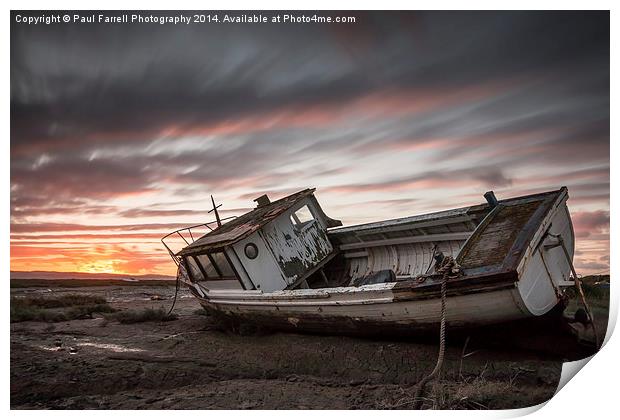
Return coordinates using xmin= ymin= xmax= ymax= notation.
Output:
xmin=334 ymin=214 xmax=474 ymax=238
xmin=198 ymin=286 xmax=528 ymax=334
xmin=338 ymin=232 xmax=471 ymax=250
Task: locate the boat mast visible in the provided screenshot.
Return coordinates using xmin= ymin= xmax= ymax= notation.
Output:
xmin=209 ymin=195 xmax=222 ymax=228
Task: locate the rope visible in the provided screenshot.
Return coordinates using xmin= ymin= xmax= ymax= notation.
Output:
xmin=414 ymin=244 xmax=439 ymax=285
xmin=549 ymin=234 xmax=599 ymax=347
xmin=412 ymin=256 xmax=459 ymax=409
xmin=167 ymin=264 xmax=183 ymax=316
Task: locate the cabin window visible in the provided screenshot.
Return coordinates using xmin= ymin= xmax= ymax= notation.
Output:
xmin=185 ymin=257 xmax=205 ymax=282
xmin=194 ymin=254 xmax=219 ymax=278
xmin=189 ymin=252 xmax=236 ymax=280
xmin=291 ymin=205 xmax=315 ymax=228
xmin=210 ymin=252 xmax=236 ymax=277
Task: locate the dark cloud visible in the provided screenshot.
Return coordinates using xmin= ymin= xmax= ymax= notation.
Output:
xmin=11 ymin=11 xmax=609 ymax=180
xmin=11 ymin=155 xmax=159 ymax=202
xmin=11 ymin=11 xmax=609 ymax=156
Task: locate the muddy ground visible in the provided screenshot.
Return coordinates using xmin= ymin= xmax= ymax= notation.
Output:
xmin=10 ymin=284 xmax=603 ymax=410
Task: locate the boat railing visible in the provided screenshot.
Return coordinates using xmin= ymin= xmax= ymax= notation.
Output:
xmin=161 ymin=216 xmax=236 ymax=266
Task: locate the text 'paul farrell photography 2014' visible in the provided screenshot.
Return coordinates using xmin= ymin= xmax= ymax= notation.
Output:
xmin=14 ymin=12 xmax=358 ymax=26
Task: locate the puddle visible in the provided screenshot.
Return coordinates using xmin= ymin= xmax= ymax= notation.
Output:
xmin=37 ymin=345 xmax=63 ymax=352
xmin=78 ymin=341 xmax=144 ymax=353
xmin=38 ymin=341 xmax=144 ymax=353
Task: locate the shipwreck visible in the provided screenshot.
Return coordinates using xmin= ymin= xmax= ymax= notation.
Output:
xmin=162 ymin=187 xmax=591 ymax=337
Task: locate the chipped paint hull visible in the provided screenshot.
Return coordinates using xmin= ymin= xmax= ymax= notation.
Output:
xmin=191 ymin=280 xmax=532 ymax=335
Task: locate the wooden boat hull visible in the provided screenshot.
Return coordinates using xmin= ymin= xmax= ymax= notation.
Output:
xmin=188 ymin=271 xmax=532 ymax=335
xmin=195 ymin=291 xmax=529 ymax=335
xmin=175 ymin=187 xmax=576 ymax=337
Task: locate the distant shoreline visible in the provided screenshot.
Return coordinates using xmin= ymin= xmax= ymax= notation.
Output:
xmin=10 ymin=277 xmax=176 ymax=288
xmin=10 ymin=270 xmax=175 ymax=281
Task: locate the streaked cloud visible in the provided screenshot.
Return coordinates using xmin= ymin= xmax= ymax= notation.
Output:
xmin=10 ymin=11 xmax=609 ymax=275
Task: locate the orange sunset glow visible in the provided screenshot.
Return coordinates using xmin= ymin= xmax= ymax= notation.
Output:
xmin=11 ymin=11 xmax=609 ymax=278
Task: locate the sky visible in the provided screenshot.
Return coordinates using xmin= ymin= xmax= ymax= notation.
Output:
xmin=10 ymin=11 xmax=609 ymax=276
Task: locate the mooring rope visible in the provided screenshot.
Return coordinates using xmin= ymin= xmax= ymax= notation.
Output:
xmin=412 ymin=256 xmax=459 ymax=409
xmin=167 ymin=265 xmax=182 ymax=316
xmin=548 ymin=233 xmax=599 ymax=347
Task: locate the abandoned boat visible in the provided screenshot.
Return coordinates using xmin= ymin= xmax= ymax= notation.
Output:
xmin=162 ymin=187 xmax=577 ymax=335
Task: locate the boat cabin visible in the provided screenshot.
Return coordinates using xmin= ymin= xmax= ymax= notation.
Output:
xmin=175 ymin=189 xmax=342 ymax=292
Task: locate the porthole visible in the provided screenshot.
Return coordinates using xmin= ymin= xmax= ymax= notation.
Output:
xmin=244 ymin=243 xmax=259 ymax=259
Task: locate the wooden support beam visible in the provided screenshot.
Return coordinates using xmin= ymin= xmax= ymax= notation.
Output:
xmin=332 ymin=214 xmax=474 ymax=237
xmin=343 ymin=251 xmax=369 ymax=259
xmin=339 ymin=232 xmax=471 ymax=251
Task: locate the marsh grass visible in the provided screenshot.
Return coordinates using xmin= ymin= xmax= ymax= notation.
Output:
xmin=10 ymin=294 xmax=115 ymax=323
xmin=564 ymin=283 xmax=609 ymax=302
xmin=377 ymin=371 xmax=542 ymax=410
xmin=13 ymin=294 xmax=108 ymax=308
xmin=193 ymin=308 xmax=209 ymax=316
xmin=105 ymin=307 xmax=178 ymax=324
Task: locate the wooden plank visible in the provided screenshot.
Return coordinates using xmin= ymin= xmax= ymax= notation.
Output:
xmin=343 ymin=251 xmax=368 ymax=259
xmin=339 ymin=215 xmax=474 ymax=238
xmin=197 ymin=287 xmax=528 ymax=333
xmin=458 ymin=200 xmax=546 ymax=270
xmin=328 ymin=207 xmax=472 ymax=235
xmin=338 ymin=232 xmax=471 ymax=251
